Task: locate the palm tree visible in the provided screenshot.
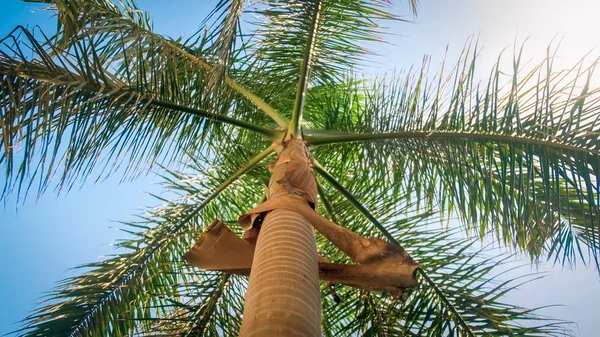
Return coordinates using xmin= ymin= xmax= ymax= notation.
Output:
xmin=2 ymin=0 xmax=599 ymax=335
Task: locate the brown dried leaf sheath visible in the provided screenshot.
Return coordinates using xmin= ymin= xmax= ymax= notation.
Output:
xmin=267 ymin=138 xmax=318 ymax=204
xmin=184 ymin=216 xmax=418 ymax=294
xmin=184 ymin=138 xmax=419 ymax=295
xmin=182 ymin=219 xmax=255 ymax=275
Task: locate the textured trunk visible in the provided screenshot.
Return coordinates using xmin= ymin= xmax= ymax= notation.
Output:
xmin=239 ymin=138 xmax=321 ymax=336
xmin=238 ymin=208 xmax=321 ymax=337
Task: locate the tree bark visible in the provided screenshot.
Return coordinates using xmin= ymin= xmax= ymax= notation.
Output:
xmin=238 ymin=208 xmax=321 ymax=337
xmin=239 ymin=138 xmax=321 ymax=336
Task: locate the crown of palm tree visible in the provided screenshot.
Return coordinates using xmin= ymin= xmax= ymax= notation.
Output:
xmin=1 ymin=0 xmax=599 ymax=336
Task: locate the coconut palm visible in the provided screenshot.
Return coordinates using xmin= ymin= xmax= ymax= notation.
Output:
xmin=2 ymin=0 xmax=599 ymax=336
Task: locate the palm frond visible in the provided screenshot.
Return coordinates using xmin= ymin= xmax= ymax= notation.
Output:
xmin=15 ymin=143 xmax=271 ymax=336
xmin=252 ymin=0 xmax=408 ymax=83
xmin=313 ymin=169 xmax=565 ymax=336
xmin=305 ymin=44 xmax=600 ymax=268
xmin=240 ymin=0 xmax=408 ymax=124
xmin=25 ymin=0 xmax=288 ymax=127
xmin=0 ymin=23 xmax=279 ymax=197
xmin=314 ymin=162 xmax=474 ymax=335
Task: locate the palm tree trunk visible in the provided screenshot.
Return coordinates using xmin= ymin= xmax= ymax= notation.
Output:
xmin=238 ymin=208 xmax=321 ymax=337
xmin=239 ymin=138 xmax=321 ymax=336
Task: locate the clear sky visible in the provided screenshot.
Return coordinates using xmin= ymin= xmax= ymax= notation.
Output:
xmin=1 ymin=0 xmax=600 ymax=336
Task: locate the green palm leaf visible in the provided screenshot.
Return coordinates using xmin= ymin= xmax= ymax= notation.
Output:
xmin=16 ymin=140 xmax=272 ymax=336
xmin=0 ymin=22 xmax=278 ymax=197
xmin=305 ymin=47 xmax=600 ymax=268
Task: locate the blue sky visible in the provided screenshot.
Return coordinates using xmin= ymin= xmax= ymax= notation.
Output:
xmin=1 ymin=0 xmax=600 ymax=335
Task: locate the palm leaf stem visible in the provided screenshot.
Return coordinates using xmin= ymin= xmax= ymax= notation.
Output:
xmin=313 ymin=160 xmax=394 ymax=241
xmin=193 ymin=146 xmax=274 ymax=211
xmin=306 ymin=131 xmax=600 ymax=156
xmin=148 ymin=98 xmax=280 ymax=139
xmin=312 ymin=160 xmax=476 ymax=337
xmin=289 ymin=0 xmax=322 ymax=137
xmin=317 ymin=182 xmax=338 ymax=223
xmin=157 ymin=39 xmax=288 ymax=129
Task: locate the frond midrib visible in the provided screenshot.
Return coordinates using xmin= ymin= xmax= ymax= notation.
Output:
xmin=0 ymin=68 xmax=278 ymax=138
xmin=306 ymin=130 xmax=600 ymax=156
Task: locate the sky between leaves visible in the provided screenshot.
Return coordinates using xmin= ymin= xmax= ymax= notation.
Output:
xmin=1 ymin=0 xmax=600 ymax=336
